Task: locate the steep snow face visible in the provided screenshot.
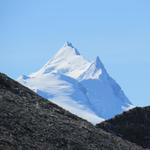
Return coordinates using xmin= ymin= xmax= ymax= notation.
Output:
xmin=18 ymin=73 xmax=104 ymax=124
xmin=18 ymin=42 xmax=133 ymax=124
xmin=78 ymin=56 xmax=106 ymax=80
xmin=80 ymin=77 xmax=132 ymax=119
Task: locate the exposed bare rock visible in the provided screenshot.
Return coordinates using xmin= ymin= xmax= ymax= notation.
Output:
xmin=96 ymin=107 xmax=150 ymax=149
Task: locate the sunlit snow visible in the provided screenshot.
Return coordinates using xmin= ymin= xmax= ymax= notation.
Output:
xmin=18 ymin=42 xmax=133 ymax=124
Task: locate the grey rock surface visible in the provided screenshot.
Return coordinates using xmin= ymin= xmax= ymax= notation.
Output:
xmin=96 ymin=107 xmax=150 ymax=149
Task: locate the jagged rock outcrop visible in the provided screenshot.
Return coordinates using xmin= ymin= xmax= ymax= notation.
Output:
xmin=96 ymin=107 xmax=150 ymax=149
xmin=0 ymin=73 xmax=143 ymax=150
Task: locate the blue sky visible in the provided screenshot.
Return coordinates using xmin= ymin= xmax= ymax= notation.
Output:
xmin=0 ymin=0 xmax=150 ymax=106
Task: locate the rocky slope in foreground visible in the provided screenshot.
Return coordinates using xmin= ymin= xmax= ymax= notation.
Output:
xmin=0 ymin=73 xmax=143 ymax=150
xmin=96 ymin=107 xmax=150 ymax=149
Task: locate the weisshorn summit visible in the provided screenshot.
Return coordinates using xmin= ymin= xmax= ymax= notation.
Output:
xmin=18 ymin=42 xmax=133 ymax=124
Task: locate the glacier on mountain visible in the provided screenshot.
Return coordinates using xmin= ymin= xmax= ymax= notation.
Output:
xmin=18 ymin=42 xmax=133 ymax=124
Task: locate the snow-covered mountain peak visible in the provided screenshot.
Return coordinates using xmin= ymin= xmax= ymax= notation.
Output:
xmin=63 ymin=41 xmax=73 ymax=47
xmin=55 ymin=41 xmax=80 ymax=57
xmin=30 ymin=42 xmax=90 ymax=78
xmin=48 ymin=42 xmax=82 ymax=63
xmin=63 ymin=41 xmax=78 ymax=49
xmin=78 ymin=56 xmax=107 ymax=80
xmin=95 ymin=56 xmax=104 ymax=69
xmin=18 ymin=42 xmax=133 ymax=124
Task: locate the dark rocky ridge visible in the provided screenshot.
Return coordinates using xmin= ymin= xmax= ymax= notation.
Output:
xmin=96 ymin=107 xmax=150 ymax=149
xmin=0 ymin=73 xmax=143 ymax=150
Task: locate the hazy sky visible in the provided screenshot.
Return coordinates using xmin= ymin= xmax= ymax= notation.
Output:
xmin=0 ymin=0 xmax=150 ymax=106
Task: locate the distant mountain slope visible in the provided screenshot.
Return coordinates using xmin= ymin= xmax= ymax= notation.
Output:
xmin=18 ymin=42 xmax=133 ymax=124
xmin=0 ymin=73 xmax=143 ymax=150
xmin=96 ymin=106 xmax=150 ymax=149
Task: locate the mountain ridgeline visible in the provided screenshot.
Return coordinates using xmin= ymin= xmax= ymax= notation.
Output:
xmin=18 ymin=42 xmax=133 ymax=124
xmin=0 ymin=73 xmax=143 ymax=150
